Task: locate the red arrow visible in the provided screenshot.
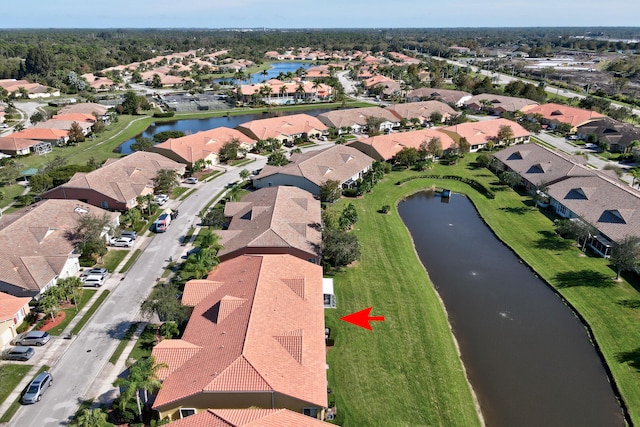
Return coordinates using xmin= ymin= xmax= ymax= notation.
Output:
xmin=340 ymin=307 xmax=385 ymax=331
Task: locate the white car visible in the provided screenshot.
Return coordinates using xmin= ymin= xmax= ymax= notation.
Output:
xmin=154 ymin=194 xmax=169 ymax=205
xmin=184 ymin=177 xmax=198 ymax=184
xmin=111 ymin=237 xmax=134 ymax=248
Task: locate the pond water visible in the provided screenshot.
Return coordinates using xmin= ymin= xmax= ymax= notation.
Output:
xmin=215 ymin=61 xmax=311 ymax=85
xmin=116 ymin=107 xmax=330 ymax=154
xmin=398 ymin=191 xmax=624 ymax=427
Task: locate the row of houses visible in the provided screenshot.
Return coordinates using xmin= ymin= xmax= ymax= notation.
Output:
xmin=493 ymin=143 xmax=640 ymax=257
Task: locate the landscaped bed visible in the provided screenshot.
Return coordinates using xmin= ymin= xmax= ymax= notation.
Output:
xmin=325 ymin=153 xmax=640 ymax=425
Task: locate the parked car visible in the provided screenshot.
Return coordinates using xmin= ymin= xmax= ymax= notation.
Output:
xmin=184 ymin=177 xmax=198 ymax=184
xmin=22 ymin=372 xmax=53 ymax=404
xmin=83 ymin=277 xmax=104 ymax=287
xmin=0 ymin=123 xmax=8 ymax=129
xmin=12 ymin=331 xmax=50 ymax=346
xmin=154 ymin=194 xmax=169 ymax=205
xmin=81 ymin=268 xmax=108 ymax=278
xmin=2 ymin=346 xmax=35 ymax=361
xmin=111 ymin=237 xmax=133 ymax=248
xmin=120 ymin=230 xmax=137 ymax=240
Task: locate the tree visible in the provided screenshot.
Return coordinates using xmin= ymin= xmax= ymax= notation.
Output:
xmin=499 ymin=171 xmax=522 ymax=188
xmin=200 ymin=207 xmax=226 ymax=229
xmin=365 ymin=116 xmax=385 ymax=137
xmin=339 ymin=203 xmax=358 ymax=230
xmin=159 ymin=321 xmax=179 ymax=339
xmin=610 ymin=236 xmax=640 ymax=280
xmin=182 ymin=247 xmax=220 ymax=280
xmin=153 ymin=131 xmax=185 ymax=143
xmin=130 ymin=136 xmax=154 ymax=152
xmin=154 ymin=169 xmax=179 ymax=194
xmin=151 ymin=73 xmax=163 ymax=88
xmin=394 ymin=147 xmax=419 ymax=168
xmin=73 ymin=213 xmax=114 ymax=261
xmin=142 ymin=282 xmax=189 ymax=323
xmin=114 ymin=356 xmax=167 ymax=422
xmin=630 ymin=167 xmax=640 ymax=187
xmin=56 ymin=277 xmax=82 ymax=304
xmin=429 ymin=111 xmax=443 ymax=124
xmin=267 ymin=151 xmax=289 ymax=166
xmin=322 ymin=228 xmax=361 ymax=269
xmin=119 ymin=91 xmax=148 ymax=115
xmin=239 ymin=169 xmax=251 ymax=180
xmin=75 ymin=408 xmax=110 ymax=427
xmin=320 ymin=179 xmax=342 ymax=203
xmin=0 ymin=159 xmax=23 ymax=186
xmin=218 ymin=139 xmax=240 ymax=163
xmin=496 ymin=125 xmax=514 ymax=145
xmin=554 ymin=218 xmax=596 ymax=252
xmin=67 ymin=121 xmax=85 ymax=144
xmin=424 ymin=137 xmax=443 ymax=158
xmin=38 ymin=289 xmax=60 ymax=322
xmin=457 ymin=137 xmax=470 ymax=154
xmin=476 ymin=153 xmax=494 ymax=169
xmin=29 ymin=173 xmax=54 ymax=193
xmin=30 ymin=110 xmax=47 ymax=125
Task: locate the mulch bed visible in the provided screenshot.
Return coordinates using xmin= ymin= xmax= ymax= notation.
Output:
xmin=39 ymin=311 xmax=66 ymax=332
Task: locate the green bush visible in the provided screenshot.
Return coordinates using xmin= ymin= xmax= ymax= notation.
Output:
xmin=153 ymin=111 xmax=175 ymax=118
xmin=380 ymin=205 xmax=391 ymax=214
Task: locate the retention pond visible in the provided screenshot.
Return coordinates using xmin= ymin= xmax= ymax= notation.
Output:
xmin=397 ymin=190 xmax=624 ymax=427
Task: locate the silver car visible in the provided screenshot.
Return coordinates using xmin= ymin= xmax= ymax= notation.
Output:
xmin=2 ymin=346 xmax=35 ymax=361
xmin=12 ymin=331 xmax=50 ymax=346
xmin=22 ymin=372 xmax=53 ymax=404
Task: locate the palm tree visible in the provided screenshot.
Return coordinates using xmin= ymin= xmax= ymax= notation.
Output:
xmin=261 ymin=69 xmax=269 ymax=83
xmin=263 ymin=85 xmax=273 ymax=104
xmin=279 ymin=85 xmax=287 ymax=101
xmin=295 ymin=83 xmax=305 ymax=102
xmin=114 ymin=357 xmax=167 ymax=422
xmin=629 ymin=168 xmax=640 ymax=187
xmin=76 ymin=408 xmax=109 ymax=427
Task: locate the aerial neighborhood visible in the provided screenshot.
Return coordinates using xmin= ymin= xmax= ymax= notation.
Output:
xmin=1 ymin=27 xmax=640 ymax=427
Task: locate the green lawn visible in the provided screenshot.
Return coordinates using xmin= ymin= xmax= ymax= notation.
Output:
xmin=47 ymin=289 xmax=97 ymax=336
xmin=0 ymin=365 xmax=49 ymax=423
xmin=328 ymin=154 xmax=640 ymax=425
xmin=119 ymin=249 xmax=142 ymax=273
xmin=103 ymin=250 xmax=129 ymax=272
xmin=128 ymin=324 xmax=159 ymax=361
xmin=0 ymin=364 xmax=32 ymax=406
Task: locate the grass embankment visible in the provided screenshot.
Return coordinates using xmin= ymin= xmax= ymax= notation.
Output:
xmin=327 ymin=154 xmax=640 ymax=425
xmin=47 ymin=289 xmax=96 ymax=336
xmin=0 ymin=365 xmax=49 ymax=423
xmin=0 ymin=365 xmax=32 ymax=406
xmin=119 ymin=249 xmax=142 ymax=273
xmin=109 ymin=322 xmax=140 ymax=365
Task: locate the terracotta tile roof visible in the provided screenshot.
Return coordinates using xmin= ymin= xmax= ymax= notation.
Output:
xmin=521 ymin=103 xmax=605 ymax=128
xmin=464 ymin=93 xmax=539 ymax=113
xmin=317 ymin=107 xmax=399 ymax=129
xmin=348 ymin=128 xmax=456 ymax=161
xmin=154 ymin=339 xmax=203 ymax=380
xmin=181 ymin=279 xmax=225 ymax=306
xmin=52 ymin=113 xmax=96 ymax=123
xmin=152 ymin=254 xmax=326 ymax=411
xmin=0 ymin=292 xmax=31 ymax=321
xmin=236 ymin=114 xmax=327 ymax=141
xmin=35 ymin=120 xmax=92 ymax=132
xmin=164 ymin=408 xmax=332 ymax=427
xmin=386 ymin=101 xmax=458 ymax=122
xmin=0 ymin=137 xmax=41 ymax=152
xmin=151 ymin=127 xmax=256 ymax=165
xmin=254 ymin=145 xmax=373 ymax=189
xmin=216 ymin=187 xmax=321 ymax=260
xmin=58 ymin=103 xmax=108 ymax=116
xmin=406 ymin=88 xmax=471 ymax=106
xmin=492 ymin=143 xmax=589 ymax=188
xmin=0 ymin=199 xmax=118 ymax=294
xmin=10 ymin=128 xmax=68 ymax=141
xmin=41 ymin=151 xmax=185 ymax=207
xmin=441 ymin=118 xmax=531 ymax=147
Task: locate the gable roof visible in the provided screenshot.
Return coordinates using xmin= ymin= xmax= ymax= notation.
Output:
xmin=0 ymin=137 xmax=42 ymax=152
xmin=521 ymin=103 xmax=605 ymax=127
xmin=152 ymin=254 xmax=326 ymax=410
xmin=577 ymin=117 xmax=640 ymax=150
xmin=41 ymin=151 xmax=185 ymax=206
xmin=151 ymin=127 xmax=256 ymax=165
xmin=348 ymin=128 xmax=456 ymax=161
xmin=386 ymin=100 xmax=458 ymax=121
xmin=10 ymin=128 xmax=68 ymax=141
xmin=464 ymin=93 xmax=539 ymax=112
xmin=236 ymin=114 xmax=327 ymax=141
xmin=164 ymin=408 xmax=332 ymax=427
xmin=58 ymin=103 xmax=108 ymax=116
xmin=254 ymin=145 xmax=373 ymax=188
xmin=215 ymin=187 xmax=321 ymax=260
xmin=0 ymin=200 xmax=118 ymax=294
xmin=405 ymin=88 xmax=471 ymax=106
xmin=441 ymin=118 xmax=531 ymax=147
xmin=0 ymin=292 xmax=31 ymax=321
xmin=317 ymin=107 xmax=399 ymax=129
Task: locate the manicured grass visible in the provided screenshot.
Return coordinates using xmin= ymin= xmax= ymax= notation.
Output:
xmin=178 ymin=188 xmax=197 ymax=201
xmin=0 ymin=364 xmax=32 ymax=406
xmin=0 ymin=184 xmax=27 ymax=211
xmin=229 ymin=158 xmax=255 ymax=167
xmin=171 ymin=186 xmax=189 ymax=199
xmin=71 ymin=290 xmax=110 ymax=336
xmin=48 ymin=289 xmax=97 ymax=336
xmin=201 ymin=170 xmax=224 ymax=182
xmin=119 ymin=249 xmax=142 ymax=273
xmin=0 ymin=365 xmax=49 ymax=423
xmin=103 ymin=249 xmax=129 ymax=272
xmin=182 ymin=226 xmax=196 ymax=246
xmin=329 ymin=154 xmax=640 ymax=425
xmin=128 ymin=324 xmax=159 ymax=361
xmin=108 ymin=322 xmax=140 ymax=365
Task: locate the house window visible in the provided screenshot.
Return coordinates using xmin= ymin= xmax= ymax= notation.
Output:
xmin=303 ymin=407 xmax=318 ymax=418
xmin=307 ymin=258 xmax=316 ymax=264
xmin=100 ymin=201 xmax=109 ymax=209
xmin=179 ymin=408 xmax=196 ymax=419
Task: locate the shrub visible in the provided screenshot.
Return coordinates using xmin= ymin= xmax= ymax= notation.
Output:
xmin=380 ymin=205 xmax=391 ymax=214
xmin=153 ymin=111 xmax=175 ymax=118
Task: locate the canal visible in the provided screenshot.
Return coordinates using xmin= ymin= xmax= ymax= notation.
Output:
xmin=397 ymin=191 xmax=624 ymax=427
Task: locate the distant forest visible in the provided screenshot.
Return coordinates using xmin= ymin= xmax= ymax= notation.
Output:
xmin=0 ymin=27 xmax=638 ymax=87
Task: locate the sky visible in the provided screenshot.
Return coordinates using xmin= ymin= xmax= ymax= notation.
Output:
xmin=2 ymin=0 xmax=639 ymax=29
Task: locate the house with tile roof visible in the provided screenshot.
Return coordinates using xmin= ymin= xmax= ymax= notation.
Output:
xmin=440 ymin=118 xmax=531 ymax=152
xmin=41 ymin=151 xmax=185 ymax=211
xmin=163 ymin=408 xmax=333 ymax=426
xmin=236 ymin=114 xmax=326 ymax=145
xmin=35 ymin=119 xmax=93 ymax=135
xmin=215 ymin=187 xmax=322 ymax=263
xmin=386 ymin=101 xmax=459 ymax=125
xmin=0 ymin=292 xmax=31 ymax=347
xmin=0 ymin=137 xmax=51 ymax=156
xmin=463 ymin=94 xmax=539 ymax=115
xmin=317 ymin=107 xmax=399 ymax=134
xmin=0 ymin=200 xmax=119 ymax=298
xmin=576 ymin=117 xmax=640 ymax=153
xmin=58 ymin=103 xmax=109 ymax=118
xmin=10 ymin=128 xmax=69 ymax=145
xmin=150 ymin=127 xmax=256 ymax=167
xmin=253 ymin=145 xmax=373 ymax=195
xmin=152 ymin=254 xmax=327 ymax=421
xmin=521 ymin=103 xmax=605 ymax=132
xmin=348 ymin=128 xmax=456 ymax=161
xmin=52 ymin=113 xmax=96 ymax=123
xmin=0 ymin=79 xmax=60 ymax=98
xmin=405 ymin=88 xmax=472 ymax=106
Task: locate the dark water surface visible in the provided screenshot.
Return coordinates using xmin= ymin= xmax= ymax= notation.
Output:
xmin=214 ymin=61 xmax=311 ymax=84
xmin=398 ymin=191 xmax=624 ymax=427
xmin=117 ymin=107 xmax=331 ymax=154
